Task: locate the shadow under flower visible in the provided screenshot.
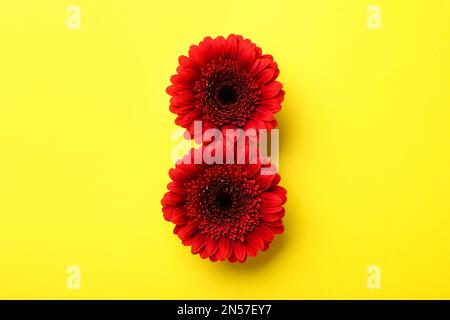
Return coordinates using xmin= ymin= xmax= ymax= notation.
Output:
xmin=212 ymin=82 xmax=304 ymax=271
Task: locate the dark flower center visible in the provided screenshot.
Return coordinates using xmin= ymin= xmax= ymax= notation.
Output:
xmin=195 ymin=60 xmax=260 ymax=127
xmin=185 ymin=165 xmax=262 ymax=241
xmin=216 ymin=83 xmax=238 ymax=105
xmin=215 ymin=191 xmax=233 ymax=210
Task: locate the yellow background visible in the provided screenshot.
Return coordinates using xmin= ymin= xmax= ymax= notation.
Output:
xmin=0 ymin=0 xmax=449 ymax=299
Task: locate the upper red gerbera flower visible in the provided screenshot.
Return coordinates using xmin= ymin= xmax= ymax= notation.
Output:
xmin=161 ymin=148 xmax=287 ymax=263
xmin=167 ymin=34 xmax=284 ymax=138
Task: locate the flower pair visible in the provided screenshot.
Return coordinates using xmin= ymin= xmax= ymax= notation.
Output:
xmin=162 ymin=35 xmax=287 ymax=263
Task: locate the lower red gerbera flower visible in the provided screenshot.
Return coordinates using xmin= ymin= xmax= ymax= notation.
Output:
xmin=161 ymin=149 xmax=287 ymax=263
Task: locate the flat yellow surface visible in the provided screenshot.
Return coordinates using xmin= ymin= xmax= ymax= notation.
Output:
xmin=0 ymin=0 xmax=449 ymax=299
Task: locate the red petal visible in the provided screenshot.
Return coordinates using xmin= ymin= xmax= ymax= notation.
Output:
xmin=261 ymin=81 xmax=283 ymax=99
xmin=167 ymin=182 xmax=187 ymax=194
xmin=182 ymin=238 xmax=193 ymax=246
xmin=177 ymin=221 xmax=198 ymax=240
xmin=270 ymin=68 xmax=280 ymax=82
xmin=212 ymin=36 xmax=227 ymax=60
xmin=238 ymin=40 xmax=256 ymax=70
xmin=264 ymin=220 xmax=283 ymax=227
xmin=255 ymin=46 xmax=262 ymax=59
xmin=272 ymin=186 xmax=287 ymax=204
xmin=246 ymin=231 xmax=264 ymax=250
xmin=257 ymin=225 xmax=274 ymax=243
xmin=205 ymin=239 xmax=219 ymax=256
xmin=250 ymin=57 xmax=273 ymax=76
xmin=173 ymin=224 xmax=184 ymax=235
xmin=258 ymin=100 xmax=281 ymax=113
xmin=256 ymin=68 xmax=275 ymax=85
xmin=178 ymin=69 xmax=200 ymax=82
xmin=169 ymin=104 xmax=193 ymax=115
xmin=226 ymin=34 xmax=238 ymax=59
xmin=262 ymin=212 xmax=281 ymax=222
xmin=171 ymin=207 xmax=187 ymax=224
xmin=261 ymin=192 xmax=282 ymax=206
xmin=216 ymin=237 xmax=232 ymax=260
xmin=269 ymin=174 xmax=281 ymax=189
xmin=178 ymin=55 xmax=197 ymax=70
xmin=261 ymin=207 xmax=285 ymax=222
xmin=252 ymin=106 xmax=274 ymax=121
xmin=255 ymin=174 xmax=275 ymax=191
xmin=245 ymin=163 xmax=261 ymax=179
xmin=166 ymin=85 xmax=176 ymax=95
xmin=162 ymin=206 xmax=173 ymax=221
xmin=271 ymin=225 xmax=285 ymax=234
xmin=162 ymin=192 xmax=186 ymax=206
xmin=169 ymin=164 xmax=202 ymax=182
xmin=261 ymin=205 xmax=283 ymax=214
xmin=188 ymin=45 xmax=206 ymax=66
xmin=199 ymin=247 xmax=209 ymax=259
xmin=246 ymin=243 xmax=258 ymax=257
xmin=170 ymin=94 xmax=196 ymax=106
xmin=252 ymin=119 xmax=267 ymax=130
xmin=233 ymin=241 xmax=247 ymax=262
xmin=191 ymin=234 xmax=207 ymax=254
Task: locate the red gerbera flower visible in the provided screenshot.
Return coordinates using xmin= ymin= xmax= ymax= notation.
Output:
xmin=167 ymin=34 xmax=284 ymax=138
xmin=161 ymin=148 xmax=287 ymax=263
